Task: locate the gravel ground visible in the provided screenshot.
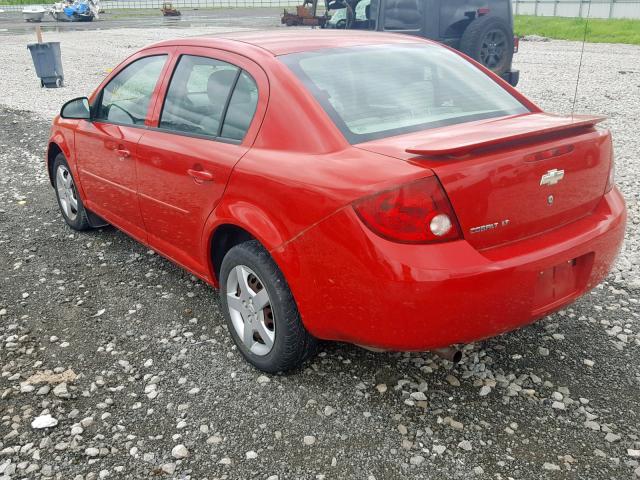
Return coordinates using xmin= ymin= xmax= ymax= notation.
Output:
xmin=1 ymin=19 xmax=639 ymax=480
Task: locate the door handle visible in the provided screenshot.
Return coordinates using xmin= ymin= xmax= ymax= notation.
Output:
xmin=187 ymin=169 xmax=214 ymax=182
xmin=115 ymin=149 xmax=131 ymax=159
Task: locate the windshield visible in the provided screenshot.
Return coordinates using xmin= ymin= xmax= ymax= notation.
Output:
xmin=280 ymin=44 xmax=528 ymax=143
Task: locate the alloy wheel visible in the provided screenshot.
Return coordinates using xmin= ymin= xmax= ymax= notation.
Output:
xmin=55 ymin=165 xmax=79 ymax=221
xmin=480 ymin=29 xmax=507 ymax=69
xmin=226 ymin=265 xmax=276 ymax=356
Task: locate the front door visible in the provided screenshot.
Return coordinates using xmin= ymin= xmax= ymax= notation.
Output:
xmin=136 ymin=49 xmax=265 ymax=275
xmin=75 ymin=53 xmax=169 ymax=241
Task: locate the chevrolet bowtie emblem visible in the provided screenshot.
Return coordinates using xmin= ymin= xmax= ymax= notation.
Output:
xmin=540 ymin=168 xmax=565 ymax=186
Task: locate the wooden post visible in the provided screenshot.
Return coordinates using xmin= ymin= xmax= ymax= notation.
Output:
xmin=35 ymin=25 xmax=43 ymax=43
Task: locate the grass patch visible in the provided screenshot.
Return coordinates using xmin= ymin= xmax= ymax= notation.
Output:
xmin=0 ymin=0 xmax=38 ymax=4
xmin=515 ymin=15 xmax=640 ymax=45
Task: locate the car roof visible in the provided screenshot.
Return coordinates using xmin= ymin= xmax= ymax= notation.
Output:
xmin=147 ymin=30 xmax=433 ymax=56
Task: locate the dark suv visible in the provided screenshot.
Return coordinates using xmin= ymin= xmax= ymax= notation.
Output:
xmin=327 ymin=0 xmax=519 ymax=86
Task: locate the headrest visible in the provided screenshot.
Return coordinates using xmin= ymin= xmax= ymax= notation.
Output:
xmin=207 ymin=69 xmax=238 ymax=105
xmin=231 ymin=74 xmax=253 ymax=104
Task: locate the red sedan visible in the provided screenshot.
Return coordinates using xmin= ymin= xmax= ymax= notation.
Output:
xmin=47 ymin=31 xmax=626 ymax=372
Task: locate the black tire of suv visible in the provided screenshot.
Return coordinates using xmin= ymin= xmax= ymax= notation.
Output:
xmin=52 ymin=153 xmax=92 ymax=231
xmin=220 ymin=240 xmax=319 ymax=373
xmin=460 ymin=15 xmax=514 ymax=77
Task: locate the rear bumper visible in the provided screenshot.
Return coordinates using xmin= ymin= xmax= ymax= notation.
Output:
xmin=501 ymin=69 xmax=519 ymax=87
xmin=274 ymin=188 xmax=626 ymax=350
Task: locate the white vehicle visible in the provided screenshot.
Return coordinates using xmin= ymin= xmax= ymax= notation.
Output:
xmin=23 ymin=6 xmax=46 ymax=22
xmin=327 ymin=0 xmax=370 ymax=28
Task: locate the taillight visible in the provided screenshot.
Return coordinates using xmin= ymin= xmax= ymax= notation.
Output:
xmin=353 ymin=176 xmax=462 ymax=244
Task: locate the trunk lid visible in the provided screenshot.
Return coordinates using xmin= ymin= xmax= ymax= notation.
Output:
xmin=355 ymin=113 xmax=612 ymax=250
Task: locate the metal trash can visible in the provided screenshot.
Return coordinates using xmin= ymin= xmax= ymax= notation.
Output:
xmin=27 ymin=42 xmax=64 ymax=88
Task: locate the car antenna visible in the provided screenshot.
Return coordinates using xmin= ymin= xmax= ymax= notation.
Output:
xmin=571 ymin=0 xmax=592 ymax=119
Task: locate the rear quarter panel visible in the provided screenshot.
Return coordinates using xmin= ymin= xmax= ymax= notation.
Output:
xmin=207 ymin=146 xmax=432 ymax=255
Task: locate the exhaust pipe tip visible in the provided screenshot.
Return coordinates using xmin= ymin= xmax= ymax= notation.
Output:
xmin=433 ymin=347 xmax=463 ymax=364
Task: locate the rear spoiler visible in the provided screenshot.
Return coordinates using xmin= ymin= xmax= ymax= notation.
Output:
xmin=405 ymin=113 xmax=606 ymax=157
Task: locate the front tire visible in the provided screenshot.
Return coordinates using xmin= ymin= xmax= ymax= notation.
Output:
xmin=220 ymin=240 xmax=318 ymax=373
xmin=52 ymin=153 xmax=91 ymax=231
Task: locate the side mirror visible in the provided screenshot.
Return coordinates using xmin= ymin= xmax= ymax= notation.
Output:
xmin=60 ymin=97 xmax=91 ymax=120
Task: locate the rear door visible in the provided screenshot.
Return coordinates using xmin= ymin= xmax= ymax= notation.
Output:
xmin=75 ymin=51 xmax=170 ymax=241
xmin=135 ymin=47 xmax=267 ymax=275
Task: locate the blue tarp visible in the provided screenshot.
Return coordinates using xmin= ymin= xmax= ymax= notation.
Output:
xmin=63 ymin=1 xmax=90 ymax=18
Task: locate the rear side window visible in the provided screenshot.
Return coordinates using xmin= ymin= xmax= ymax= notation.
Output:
xmin=280 ymin=44 xmax=528 ymax=144
xmin=383 ymin=0 xmax=422 ymax=30
xmin=159 ymin=55 xmax=258 ymax=141
xmin=221 ymin=72 xmax=258 ymax=141
xmin=96 ymin=55 xmax=167 ymax=125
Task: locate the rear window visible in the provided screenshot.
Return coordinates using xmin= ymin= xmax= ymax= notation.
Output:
xmin=280 ymin=44 xmax=528 ymax=144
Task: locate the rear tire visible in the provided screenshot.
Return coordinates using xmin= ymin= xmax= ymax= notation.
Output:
xmin=460 ymin=15 xmax=514 ymax=76
xmin=220 ymin=240 xmax=319 ymax=373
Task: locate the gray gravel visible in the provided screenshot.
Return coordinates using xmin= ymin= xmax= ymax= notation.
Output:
xmin=1 ymin=17 xmax=640 ymax=479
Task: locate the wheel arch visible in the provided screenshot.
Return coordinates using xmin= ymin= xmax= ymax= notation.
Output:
xmin=205 ymin=204 xmax=289 ymax=286
xmin=209 ymin=224 xmax=257 ymax=284
xmin=46 ymin=141 xmax=64 ymax=186
xmin=46 ymin=132 xmax=75 ymax=186
xmin=443 ymin=18 xmax=473 ymax=38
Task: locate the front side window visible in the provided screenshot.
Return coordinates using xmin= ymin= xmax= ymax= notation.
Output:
xmin=159 ymin=55 xmax=258 ymax=141
xmin=280 ymin=44 xmax=529 ymax=143
xmin=95 ymin=55 xmax=167 ymax=125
